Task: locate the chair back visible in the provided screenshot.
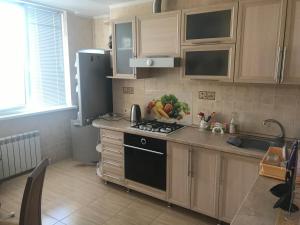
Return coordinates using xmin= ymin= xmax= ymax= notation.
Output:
xmin=19 ymin=159 xmax=49 ymax=225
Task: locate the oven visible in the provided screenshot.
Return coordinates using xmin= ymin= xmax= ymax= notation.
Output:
xmin=124 ymin=133 xmax=166 ymax=191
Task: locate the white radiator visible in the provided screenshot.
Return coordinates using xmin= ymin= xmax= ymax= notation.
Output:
xmin=0 ymin=130 xmax=41 ymax=180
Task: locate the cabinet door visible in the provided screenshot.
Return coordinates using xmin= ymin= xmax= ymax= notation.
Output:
xmin=182 ymin=44 xmax=235 ymax=81
xmin=112 ymin=18 xmax=136 ymax=78
xmin=281 ymin=0 xmax=300 ymax=84
xmin=182 ymin=2 xmax=238 ymax=44
xmin=190 ymin=148 xmax=220 ymax=218
xmin=137 ymin=11 xmax=181 ymax=57
xmin=167 ymin=142 xmax=191 ymax=208
xmin=219 ymin=154 xmax=259 ymax=223
xmin=235 ymin=0 xmax=287 ymax=83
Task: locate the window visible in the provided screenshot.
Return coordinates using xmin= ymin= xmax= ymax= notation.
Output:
xmin=0 ymin=1 xmax=71 ymax=116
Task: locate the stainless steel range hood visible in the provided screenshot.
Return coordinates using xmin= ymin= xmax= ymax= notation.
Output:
xmin=129 ymin=57 xmax=180 ymax=68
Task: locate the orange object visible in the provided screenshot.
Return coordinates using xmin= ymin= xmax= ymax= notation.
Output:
xmin=259 ymin=147 xmax=289 ymax=181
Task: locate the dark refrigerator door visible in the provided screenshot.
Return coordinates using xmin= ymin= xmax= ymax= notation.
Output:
xmin=125 ymin=146 xmax=166 ymax=190
xmin=77 ymin=51 xmax=112 ymax=126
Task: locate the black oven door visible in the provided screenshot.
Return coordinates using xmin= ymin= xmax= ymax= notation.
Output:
xmin=124 ymin=145 xmax=166 ymax=191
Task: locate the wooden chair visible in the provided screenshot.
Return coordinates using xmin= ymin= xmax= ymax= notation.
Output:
xmin=0 ymin=159 xmax=49 ymax=225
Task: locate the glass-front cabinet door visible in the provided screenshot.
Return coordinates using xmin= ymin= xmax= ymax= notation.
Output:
xmin=112 ymin=18 xmax=136 ymax=78
xmin=182 ymin=2 xmax=238 ymax=44
xmin=182 ymin=44 xmax=235 ymax=81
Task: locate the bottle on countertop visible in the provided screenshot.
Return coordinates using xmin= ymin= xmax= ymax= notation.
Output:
xmin=229 ymin=112 xmax=238 ymax=134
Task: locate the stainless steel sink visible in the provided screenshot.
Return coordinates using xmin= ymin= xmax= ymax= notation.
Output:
xmin=237 ymin=135 xmax=284 ymax=151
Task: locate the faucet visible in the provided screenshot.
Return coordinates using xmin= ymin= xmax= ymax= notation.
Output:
xmin=263 ymin=119 xmax=285 ymax=144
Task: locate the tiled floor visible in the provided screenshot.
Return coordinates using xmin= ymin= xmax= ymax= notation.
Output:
xmin=0 ymin=159 xmax=217 ymax=225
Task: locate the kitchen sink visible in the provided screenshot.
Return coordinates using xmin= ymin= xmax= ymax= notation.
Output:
xmin=228 ymin=135 xmax=284 ymax=151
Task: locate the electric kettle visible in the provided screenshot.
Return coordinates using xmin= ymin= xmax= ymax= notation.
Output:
xmin=130 ymin=104 xmax=141 ymax=125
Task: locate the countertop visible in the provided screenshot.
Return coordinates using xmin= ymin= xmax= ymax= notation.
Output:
xmin=231 ymin=175 xmax=300 ymax=225
xmin=92 ymin=118 xmax=265 ymax=159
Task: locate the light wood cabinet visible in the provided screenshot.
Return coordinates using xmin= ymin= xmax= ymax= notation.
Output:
xmin=137 ymin=11 xmax=181 ymax=57
xmin=190 ymin=147 xmax=221 ymax=218
xmin=281 ymin=0 xmax=300 ymax=84
xmin=182 ymin=44 xmax=235 ymax=81
xmin=112 ymin=18 xmax=137 ymax=79
xmin=182 ymin=2 xmax=238 ymax=44
xmin=99 ymin=129 xmax=125 ymax=186
xmin=235 ymin=0 xmax=287 ymax=83
xmin=218 ymin=153 xmax=259 ymax=223
xmin=167 ymin=142 xmax=191 ymax=208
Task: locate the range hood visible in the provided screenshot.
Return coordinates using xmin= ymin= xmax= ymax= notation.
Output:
xmin=130 ymin=57 xmax=180 ymax=68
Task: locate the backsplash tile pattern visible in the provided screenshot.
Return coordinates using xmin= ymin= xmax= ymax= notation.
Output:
xmin=113 ymin=69 xmax=300 ymax=138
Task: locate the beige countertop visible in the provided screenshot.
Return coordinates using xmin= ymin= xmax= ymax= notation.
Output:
xmin=92 ymin=118 xmax=265 ymax=159
xmin=231 ymin=175 xmax=300 ymax=225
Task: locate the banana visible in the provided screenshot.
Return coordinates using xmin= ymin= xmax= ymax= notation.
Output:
xmin=157 ymin=108 xmax=169 ymax=118
xmin=152 ymin=107 xmax=161 ymax=118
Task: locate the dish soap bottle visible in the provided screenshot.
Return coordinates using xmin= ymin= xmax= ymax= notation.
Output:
xmin=229 ymin=112 xmax=237 ymax=134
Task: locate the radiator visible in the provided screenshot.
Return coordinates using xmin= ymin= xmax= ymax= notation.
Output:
xmin=0 ymin=130 xmax=41 ymax=180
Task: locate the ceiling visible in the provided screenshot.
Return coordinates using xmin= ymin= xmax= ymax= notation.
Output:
xmin=31 ymin=0 xmax=152 ymax=17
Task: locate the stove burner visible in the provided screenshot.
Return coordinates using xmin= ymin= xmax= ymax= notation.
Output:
xmin=131 ymin=120 xmax=184 ymax=135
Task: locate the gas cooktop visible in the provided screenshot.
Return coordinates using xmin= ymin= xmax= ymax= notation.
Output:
xmin=130 ymin=120 xmax=185 ymax=135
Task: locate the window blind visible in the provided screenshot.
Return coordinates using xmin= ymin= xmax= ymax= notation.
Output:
xmin=26 ymin=5 xmax=66 ymax=107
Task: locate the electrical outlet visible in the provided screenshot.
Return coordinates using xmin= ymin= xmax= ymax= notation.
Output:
xmin=198 ymin=91 xmax=207 ymax=99
xmin=122 ymin=87 xmax=134 ymax=94
xmin=198 ymin=91 xmax=216 ymax=100
xmin=207 ymin=91 xmax=216 ymax=100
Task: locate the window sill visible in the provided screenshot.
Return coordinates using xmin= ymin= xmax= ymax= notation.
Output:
xmin=0 ymin=105 xmax=78 ymax=121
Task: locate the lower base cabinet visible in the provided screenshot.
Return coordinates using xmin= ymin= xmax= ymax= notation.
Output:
xmin=190 ymin=147 xmax=221 ymax=218
xmin=166 ymin=142 xmax=259 ymax=223
xmin=167 ymin=142 xmax=191 ymax=208
xmin=218 ymin=153 xmax=260 ymax=223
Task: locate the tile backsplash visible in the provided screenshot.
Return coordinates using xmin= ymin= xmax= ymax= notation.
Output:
xmin=113 ymin=68 xmax=300 ymax=139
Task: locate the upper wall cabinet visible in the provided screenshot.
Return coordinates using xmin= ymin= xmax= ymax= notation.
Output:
xmin=281 ymin=0 xmax=300 ymax=84
xmin=235 ymin=0 xmax=287 ymax=84
xmin=112 ymin=17 xmax=137 ymax=79
xmin=182 ymin=2 xmax=238 ymax=44
xmin=137 ymin=11 xmax=181 ymax=57
xmin=182 ymin=44 xmax=235 ymax=81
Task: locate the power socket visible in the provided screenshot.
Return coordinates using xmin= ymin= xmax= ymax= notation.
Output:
xmin=198 ymin=91 xmax=207 ymax=99
xmin=198 ymin=91 xmax=216 ymax=100
xmin=122 ymin=87 xmax=134 ymax=94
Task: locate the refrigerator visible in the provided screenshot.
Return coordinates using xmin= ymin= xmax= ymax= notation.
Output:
xmin=72 ymin=49 xmax=112 ymax=163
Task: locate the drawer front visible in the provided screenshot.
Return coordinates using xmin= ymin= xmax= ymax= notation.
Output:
xmin=102 ymin=152 xmax=123 ymax=165
xmin=102 ymin=142 xmax=124 ymax=155
xmin=102 ymin=162 xmax=124 ymax=177
xmin=101 ymin=129 xmax=123 ymax=146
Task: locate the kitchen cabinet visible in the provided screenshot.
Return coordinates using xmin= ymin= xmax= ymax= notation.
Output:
xmin=190 ymin=147 xmax=220 ymax=218
xmin=99 ymin=129 xmax=125 ymax=186
xmin=182 ymin=2 xmax=238 ymax=44
xmin=137 ymin=11 xmax=181 ymax=57
xmin=281 ymin=0 xmax=300 ymax=84
xmin=112 ymin=18 xmax=137 ymax=79
xmin=182 ymin=44 xmax=235 ymax=81
xmin=167 ymin=142 xmax=191 ymax=208
xmin=218 ymin=153 xmax=259 ymax=223
xmin=234 ymin=0 xmax=287 ymax=83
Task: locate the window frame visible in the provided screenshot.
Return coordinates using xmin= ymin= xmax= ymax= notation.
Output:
xmin=0 ymin=2 xmax=72 ymax=118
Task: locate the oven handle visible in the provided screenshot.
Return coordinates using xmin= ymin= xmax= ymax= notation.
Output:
xmin=124 ymin=144 xmax=164 ymax=155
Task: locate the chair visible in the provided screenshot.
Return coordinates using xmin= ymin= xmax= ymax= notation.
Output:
xmin=0 ymin=159 xmax=49 ymax=225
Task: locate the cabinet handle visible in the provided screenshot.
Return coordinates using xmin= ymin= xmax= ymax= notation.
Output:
xmin=275 ymin=46 xmax=282 ymax=83
xmin=188 ymin=148 xmax=192 ymax=177
xmin=103 ymin=173 xmax=121 ymax=181
xmin=280 ymin=46 xmax=287 ymax=83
